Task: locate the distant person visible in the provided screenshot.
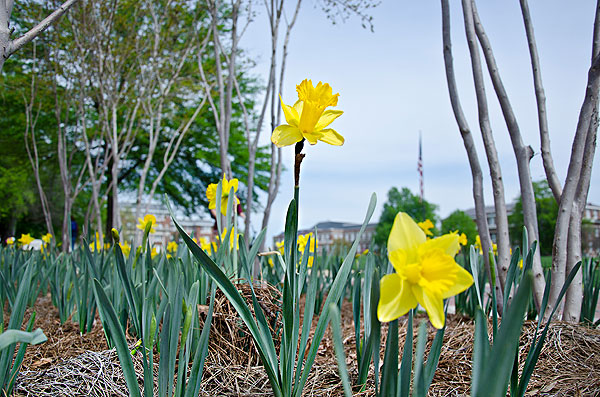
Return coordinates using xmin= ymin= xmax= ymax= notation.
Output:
xmin=71 ymin=217 xmax=78 ymax=249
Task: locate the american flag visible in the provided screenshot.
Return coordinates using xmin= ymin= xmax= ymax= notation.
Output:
xmin=418 ymin=132 xmax=424 ymax=202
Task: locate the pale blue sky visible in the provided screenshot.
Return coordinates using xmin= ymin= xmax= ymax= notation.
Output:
xmin=239 ymin=1 xmax=599 ymax=244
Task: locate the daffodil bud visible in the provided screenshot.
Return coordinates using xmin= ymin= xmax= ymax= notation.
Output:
xmin=144 ymin=220 xmax=153 ymax=237
xmin=111 ymin=228 xmax=120 ymax=243
xmin=181 ymin=303 xmax=192 ymax=348
xmin=147 ymin=313 xmax=157 ymax=348
xmin=489 ymin=251 xmax=497 ymax=289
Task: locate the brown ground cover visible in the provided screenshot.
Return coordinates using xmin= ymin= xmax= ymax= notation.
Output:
xmin=11 ymin=291 xmax=600 ymax=396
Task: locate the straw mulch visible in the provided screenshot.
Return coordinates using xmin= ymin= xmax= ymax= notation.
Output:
xmin=11 ymin=290 xmax=600 ymax=396
xmin=207 ymin=281 xmax=283 ymax=367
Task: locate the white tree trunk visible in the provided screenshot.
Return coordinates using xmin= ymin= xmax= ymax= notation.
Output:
xmin=562 ymin=7 xmax=600 ymax=320
xmin=519 ymin=0 xmax=562 ymax=202
xmin=548 ymin=53 xmax=600 ymax=320
xmin=471 ymin=1 xmax=545 ymax=310
xmin=461 ymin=0 xmax=510 ymax=293
xmin=441 ymin=0 xmax=498 ymax=309
xmin=0 ymin=0 xmax=80 ymax=72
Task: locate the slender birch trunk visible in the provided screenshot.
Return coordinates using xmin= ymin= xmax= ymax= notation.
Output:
xmin=470 ymin=1 xmax=545 ymax=309
xmin=547 ymin=52 xmax=600 ymax=319
xmin=23 ymin=52 xmax=54 ymax=236
xmin=440 ymin=0 xmax=498 ymax=310
xmin=0 ymin=0 xmax=80 ymax=72
xmin=461 ymin=0 xmax=510 ymax=294
xmin=519 ymin=0 xmax=562 ymax=202
xmin=562 ymin=4 xmax=600 ymax=321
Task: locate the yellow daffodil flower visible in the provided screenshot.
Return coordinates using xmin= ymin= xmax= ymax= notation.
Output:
xmin=42 ymin=233 xmax=53 ymax=244
xmin=137 ymin=214 xmax=157 ymax=234
xmin=18 ymin=233 xmax=34 ymax=246
xmin=297 ymin=232 xmax=318 ymax=267
xmin=6 ymin=237 xmax=15 ymax=245
xmin=89 ymin=232 xmax=104 ymax=252
xmin=119 ymin=241 xmax=131 ymax=257
xmin=475 ymin=235 xmax=482 ymax=253
xmin=378 ymin=212 xmax=474 ymax=329
xmin=355 ymin=248 xmax=370 ymax=259
xmin=207 ymin=174 xmax=240 ymax=217
xmin=271 ymin=79 xmax=344 ymax=147
xmin=417 ymin=219 xmax=435 ymax=237
xmin=220 ymin=228 xmax=239 ymax=250
xmin=151 ymin=247 xmax=159 ymax=259
xmin=276 ymin=240 xmax=284 ymax=254
xmin=167 ymin=241 xmax=178 ymax=254
xmin=458 ymin=233 xmax=468 ymax=246
xmin=518 ymin=259 xmax=523 ymax=269
xmin=196 ymin=237 xmax=216 ymax=255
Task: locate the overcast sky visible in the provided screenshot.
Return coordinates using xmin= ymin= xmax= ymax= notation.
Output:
xmin=237 ymin=1 xmax=599 ymax=244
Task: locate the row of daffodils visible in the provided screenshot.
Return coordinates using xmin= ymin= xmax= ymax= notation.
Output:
xmin=0 ymin=79 xmax=578 ymax=397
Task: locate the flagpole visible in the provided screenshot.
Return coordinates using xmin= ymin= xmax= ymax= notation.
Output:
xmin=418 ymin=131 xmax=425 ymax=220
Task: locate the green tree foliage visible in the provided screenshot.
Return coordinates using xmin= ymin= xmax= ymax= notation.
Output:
xmin=508 ymin=180 xmax=558 ymax=256
xmin=0 ymin=0 xmax=271 ymax=242
xmin=374 ymin=187 xmax=439 ymax=247
xmin=0 ymin=40 xmax=63 ymax=240
xmin=441 ymin=210 xmax=478 ymax=246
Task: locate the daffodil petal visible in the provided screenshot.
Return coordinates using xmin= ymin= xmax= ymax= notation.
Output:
xmin=314 ymin=110 xmax=343 ymax=131
xmin=377 ymin=273 xmax=418 ymax=322
xmin=389 ymin=249 xmax=407 ymax=275
xmin=412 ymin=285 xmax=445 ymax=329
xmin=207 ymin=183 xmax=217 ymax=202
xmin=293 ymin=100 xmax=303 ymax=115
xmin=272 ymin=125 xmax=303 ymax=147
xmin=220 ymin=198 xmax=228 ymax=216
xmin=318 ymin=128 xmax=345 ymax=146
xmin=280 ymin=95 xmax=299 ymax=127
xmin=441 ymin=265 xmax=474 ymax=299
xmin=229 ymin=178 xmax=239 ymax=193
xmin=388 ymin=212 xmax=426 ymax=256
xmin=421 ymin=234 xmax=460 ymax=257
xmin=303 ymin=130 xmax=324 ymax=145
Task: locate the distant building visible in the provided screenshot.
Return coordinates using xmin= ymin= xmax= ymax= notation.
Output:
xmin=465 ymin=202 xmax=600 ymax=256
xmin=464 ymin=204 xmax=515 ymax=244
xmin=121 ymin=202 xmax=215 ymax=249
xmin=583 ymin=203 xmax=600 ymax=256
xmin=273 ymin=221 xmax=377 ymax=254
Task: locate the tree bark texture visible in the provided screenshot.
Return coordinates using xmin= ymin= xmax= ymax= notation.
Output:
xmin=519 ymin=0 xmax=562 ymax=202
xmin=461 ymin=0 xmax=510 ymax=294
xmin=548 ymin=52 xmax=600 ymax=320
xmin=562 ymin=2 xmax=600 ymax=321
xmin=471 ymin=1 xmax=545 ymax=310
xmin=1 ymin=0 xmax=79 ymax=72
xmin=440 ymin=0 xmax=497 ymax=308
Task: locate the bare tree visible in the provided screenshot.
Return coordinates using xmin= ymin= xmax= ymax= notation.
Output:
xmin=443 ymin=0 xmax=600 ymax=321
xmin=199 ymin=0 xmax=249 ymax=180
xmin=519 ymin=0 xmax=562 ymax=202
xmin=134 ymin=0 xmax=209 ymax=241
xmin=71 ymin=0 xmax=142 ymax=233
xmin=460 ymin=0 xmax=511 ymax=293
xmin=0 ymin=0 xmax=80 ymax=72
xmin=51 ymin=63 xmax=89 ymax=252
xmin=548 ymin=1 xmax=600 ymax=320
xmin=440 ymin=0 xmax=498 ymax=310
xmin=22 ymin=44 xmax=54 ymax=236
xmin=470 ymin=0 xmax=545 ymax=308
xmin=240 ymin=0 xmax=302 ymax=248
